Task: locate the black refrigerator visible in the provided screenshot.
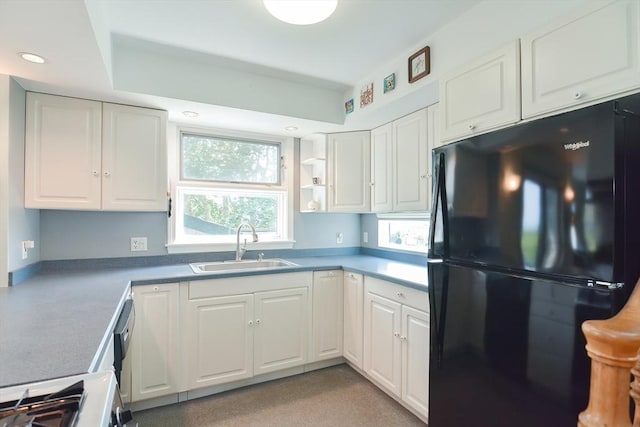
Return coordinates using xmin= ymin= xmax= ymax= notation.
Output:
xmin=427 ymin=93 xmax=640 ymax=426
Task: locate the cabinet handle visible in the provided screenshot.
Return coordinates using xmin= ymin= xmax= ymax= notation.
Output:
xmin=349 ymin=273 xmax=356 ymax=279
xmin=370 ymin=182 xmax=375 ymax=187
xmin=468 ymin=124 xmax=475 ymax=130
xmin=92 ymin=170 xmax=99 ymax=177
xmin=574 ymin=91 xmax=582 ymax=99
xmin=420 ymin=174 xmax=427 ymax=179
xmin=103 ymin=171 xmax=111 ymax=177
xmin=400 ymin=336 xmax=407 ymax=341
xmin=396 ymin=291 xmax=404 ymax=297
xmin=394 ymin=332 xmax=400 ymax=338
xmin=256 ymin=319 xmax=261 ymax=325
xmin=152 ymin=286 xmax=159 ymax=292
xmin=248 ymin=320 xmax=253 ymax=326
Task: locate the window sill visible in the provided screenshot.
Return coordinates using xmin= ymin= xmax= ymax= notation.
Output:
xmin=166 ymin=240 xmax=296 ymax=254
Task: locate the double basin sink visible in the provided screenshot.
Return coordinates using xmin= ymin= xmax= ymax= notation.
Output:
xmin=190 ymin=258 xmax=298 ymax=274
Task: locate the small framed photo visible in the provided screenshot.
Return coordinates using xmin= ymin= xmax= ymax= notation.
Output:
xmin=383 ymin=73 xmax=396 ymax=93
xmin=345 ymin=98 xmax=354 ymax=114
xmin=360 ymin=82 xmax=374 ymax=108
xmin=408 ymin=46 xmax=430 ymax=83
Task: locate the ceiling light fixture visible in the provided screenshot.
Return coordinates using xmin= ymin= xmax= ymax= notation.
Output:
xmin=19 ymin=52 xmax=46 ymax=64
xmin=285 ymin=126 xmax=299 ymax=131
xmin=182 ymin=111 xmax=199 ymax=118
xmin=263 ymin=0 xmax=338 ymax=25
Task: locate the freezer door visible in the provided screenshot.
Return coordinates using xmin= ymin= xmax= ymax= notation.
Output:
xmin=428 ymin=263 xmax=619 ymax=427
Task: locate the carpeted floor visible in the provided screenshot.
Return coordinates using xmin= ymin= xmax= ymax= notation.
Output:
xmin=133 ymin=364 xmax=426 ymax=426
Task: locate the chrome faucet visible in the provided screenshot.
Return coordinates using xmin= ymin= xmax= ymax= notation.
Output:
xmin=235 ymin=222 xmax=258 ymax=261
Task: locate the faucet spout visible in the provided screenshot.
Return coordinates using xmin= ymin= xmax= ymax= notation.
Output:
xmin=235 ymin=222 xmax=258 ymax=261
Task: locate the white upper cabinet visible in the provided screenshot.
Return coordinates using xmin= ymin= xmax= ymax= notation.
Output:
xmin=25 ymin=92 xmax=168 ymax=211
xmin=25 ymin=93 xmax=103 ymax=210
xmin=521 ymin=0 xmax=640 ymax=119
xmin=393 ymin=109 xmax=429 ymax=212
xmin=440 ymin=41 xmax=521 ymax=143
xmin=371 ymin=106 xmax=438 ymax=213
xmin=370 ymin=123 xmax=394 ymax=212
xmin=102 ymin=103 xmax=168 ymax=211
xmin=327 ymin=131 xmax=371 ymax=212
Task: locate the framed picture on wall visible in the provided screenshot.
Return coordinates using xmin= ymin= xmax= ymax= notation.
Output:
xmin=408 ymin=46 xmax=430 ymax=83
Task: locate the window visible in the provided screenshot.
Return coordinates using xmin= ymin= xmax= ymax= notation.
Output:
xmin=378 ymin=214 xmax=429 ymax=253
xmin=169 ymin=129 xmax=294 ymax=252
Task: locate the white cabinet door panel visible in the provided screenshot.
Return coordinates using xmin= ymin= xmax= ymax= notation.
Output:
xmin=364 ymin=292 xmax=402 ymax=397
xmin=440 ymin=41 xmax=521 ymax=143
xmin=102 ymin=103 xmax=167 ymax=211
xmin=25 ymin=93 xmax=102 ymax=209
xmin=402 ymin=306 xmax=429 ymax=418
xmin=312 ymin=271 xmax=343 ymax=361
xmin=130 ymin=283 xmax=179 ymax=402
xmin=327 ymin=131 xmax=371 ymax=212
xmin=343 ymin=272 xmax=364 ymax=369
xmin=393 ymin=109 xmax=428 ymax=211
xmin=522 ymin=0 xmax=640 ymax=118
xmin=254 ymin=288 xmax=309 ymax=375
xmin=370 ymin=123 xmax=393 ymax=212
xmin=186 ymin=294 xmax=253 ymax=389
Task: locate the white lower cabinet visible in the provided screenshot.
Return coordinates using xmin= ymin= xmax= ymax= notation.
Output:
xmin=129 ymin=283 xmax=180 ymax=403
xmin=343 ymin=271 xmax=364 ymax=369
xmin=254 ymin=287 xmax=309 ymax=375
xmin=182 ymin=273 xmax=311 ymax=392
xmin=363 ymin=277 xmax=429 ymax=419
xmin=185 ymin=294 xmax=254 ymax=390
xmin=312 ymin=271 xmax=343 ymax=361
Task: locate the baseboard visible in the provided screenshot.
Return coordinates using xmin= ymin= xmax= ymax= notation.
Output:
xmin=129 ymin=357 xmax=346 ymax=412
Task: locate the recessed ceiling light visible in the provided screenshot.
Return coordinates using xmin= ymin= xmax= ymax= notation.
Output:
xmin=263 ymin=0 xmax=338 ymax=25
xmin=182 ymin=111 xmax=199 ymax=118
xmin=19 ymin=52 xmax=46 ymax=64
xmin=285 ymin=126 xmax=299 ymax=131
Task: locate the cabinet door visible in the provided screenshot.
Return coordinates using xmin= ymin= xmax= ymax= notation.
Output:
xmin=312 ymin=271 xmax=343 ymax=361
xmin=393 ymin=109 xmax=429 ymax=211
xmin=343 ymin=272 xmax=364 ymax=369
xmin=370 ymin=123 xmax=393 ymax=212
xmin=364 ymin=292 xmax=402 ymax=397
xmin=102 ymin=103 xmax=168 ymax=211
xmin=25 ymin=92 xmax=102 ymax=209
xmin=254 ymin=287 xmax=309 ymax=375
xmin=327 ymin=131 xmax=371 ymax=212
xmin=440 ymin=40 xmax=521 ymax=143
xmin=401 ymin=306 xmax=429 ymax=419
xmin=130 ymin=283 xmax=179 ymax=402
xmin=185 ymin=294 xmax=254 ymax=390
xmin=521 ymin=0 xmax=640 ymax=119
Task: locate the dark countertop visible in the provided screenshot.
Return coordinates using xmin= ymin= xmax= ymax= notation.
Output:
xmin=0 ymin=255 xmax=427 ymax=388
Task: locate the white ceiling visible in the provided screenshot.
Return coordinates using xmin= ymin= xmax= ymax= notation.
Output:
xmin=0 ymin=0 xmax=480 ymax=137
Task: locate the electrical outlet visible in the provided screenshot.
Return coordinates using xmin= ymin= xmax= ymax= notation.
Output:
xmin=21 ymin=240 xmax=34 ymax=260
xmin=336 ymin=232 xmax=343 ymax=244
xmin=363 ymin=232 xmax=368 ymax=243
xmin=130 ymin=237 xmax=148 ymax=252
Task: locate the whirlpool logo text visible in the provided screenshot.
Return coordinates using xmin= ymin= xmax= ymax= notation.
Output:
xmin=564 ymin=140 xmax=590 ymax=150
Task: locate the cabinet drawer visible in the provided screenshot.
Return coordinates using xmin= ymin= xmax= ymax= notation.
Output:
xmin=188 ymin=272 xmax=312 ymax=299
xmin=364 ymin=276 xmax=428 ymax=312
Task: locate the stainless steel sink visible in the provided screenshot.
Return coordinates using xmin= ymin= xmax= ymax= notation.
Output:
xmin=189 ymin=259 xmax=298 ymax=274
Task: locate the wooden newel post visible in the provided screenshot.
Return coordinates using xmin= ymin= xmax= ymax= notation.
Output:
xmin=578 ymin=280 xmax=640 ymax=427
xmin=631 ymin=351 xmax=640 ymax=427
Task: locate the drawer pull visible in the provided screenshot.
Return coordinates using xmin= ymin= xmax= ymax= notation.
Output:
xmin=396 ymin=291 xmax=404 ymax=297
xmin=574 ymin=91 xmax=582 ymax=99
xmin=256 ymin=319 xmax=262 ymax=325
xmin=468 ymin=123 xmax=476 ymax=130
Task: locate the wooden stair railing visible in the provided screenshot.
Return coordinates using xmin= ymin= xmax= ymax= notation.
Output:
xmin=579 ymin=279 xmax=640 ymax=427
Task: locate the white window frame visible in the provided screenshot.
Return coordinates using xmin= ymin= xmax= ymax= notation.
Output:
xmin=377 ymin=213 xmax=430 ymax=254
xmin=166 ymin=124 xmax=295 ymax=254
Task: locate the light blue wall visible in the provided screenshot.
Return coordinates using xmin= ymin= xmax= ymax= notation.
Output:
xmin=39 ymin=210 xmax=360 ymax=260
xmin=360 ymin=214 xmax=379 ymax=249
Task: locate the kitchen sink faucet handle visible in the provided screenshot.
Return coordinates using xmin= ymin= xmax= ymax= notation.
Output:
xmin=258 ymin=252 xmax=265 ymax=261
